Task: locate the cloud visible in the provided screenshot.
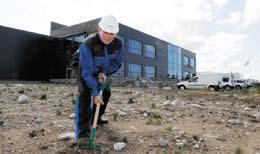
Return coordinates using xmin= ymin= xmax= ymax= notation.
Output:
xmin=216 ymin=11 xmax=242 ymax=25
xmin=212 ymin=0 xmax=229 ymax=8
xmin=196 ymin=32 xmax=247 ymax=72
xmin=242 ymin=0 xmax=260 ymax=27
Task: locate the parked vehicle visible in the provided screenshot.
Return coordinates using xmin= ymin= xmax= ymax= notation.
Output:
xmin=219 ymin=75 xmax=234 ymax=90
xmin=233 ymin=79 xmax=247 ymax=89
xmin=177 ymin=72 xmax=221 ymax=91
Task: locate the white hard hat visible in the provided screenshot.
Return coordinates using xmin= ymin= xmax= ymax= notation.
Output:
xmin=98 ymin=15 xmax=119 ymax=33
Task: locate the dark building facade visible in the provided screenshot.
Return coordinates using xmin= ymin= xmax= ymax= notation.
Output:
xmin=0 ymin=18 xmax=196 ymax=81
xmin=50 ymin=18 xmax=196 ymax=79
xmin=0 ymin=25 xmax=78 ymax=81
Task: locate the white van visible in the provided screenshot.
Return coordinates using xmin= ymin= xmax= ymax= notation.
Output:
xmin=177 ymin=73 xmax=221 ymax=91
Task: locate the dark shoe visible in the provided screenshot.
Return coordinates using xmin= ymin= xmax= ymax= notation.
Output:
xmin=97 ymin=118 xmax=108 ymax=125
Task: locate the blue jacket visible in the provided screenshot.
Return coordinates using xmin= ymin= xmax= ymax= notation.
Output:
xmin=79 ymin=33 xmax=124 ymax=97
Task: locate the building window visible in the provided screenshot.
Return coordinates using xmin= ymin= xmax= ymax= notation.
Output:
xmin=75 ymin=34 xmax=86 ymax=43
xmin=183 ymin=72 xmax=191 ymax=80
xmin=190 ymin=58 xmax=195 ymax=67
xmin=113 ymin=63 xmax=124 ymax=77
xmin=145 ymin=66 xmax=155 ymax=78
xmin=144 ymin=44 xmax=155 ymax=58
xmin=168 ymin=44 xmax=182 ymax=79
xmin=128 ymin=39 xmax=141 ymax=55
xmin=128 ymin=63 xmax=141 ymax=77
xmin=183 ymin=56 xmax=189 ymax=66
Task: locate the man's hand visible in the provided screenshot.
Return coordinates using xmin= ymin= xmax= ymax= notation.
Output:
xmin=98 ymin=73 xmax=107 ymax=84
xmin=94 ymin=95 xmax=104 ymax=105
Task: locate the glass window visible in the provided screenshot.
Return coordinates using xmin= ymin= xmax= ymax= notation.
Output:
xmin=184 ymin=72 xmax=190 ymax=79
xmin=222 ymin=77 xmax=229 ymax=82
xmin=168 ymin=44 xmax=182 ymax=79
xmin=190 ymin=58 xmax=195 ymax=67
xmin=128 ymin=63 xmax=141 ymax=77
xmin=144 ymin=44 xmax=155 ymax=58
xmin=128 ymin=39 xmax=141 ymax=55
xmin=75 ymin=34 xmax=85 ymax=43
xmin=145 ymin=66 xmax=155 ymax=78
xmin=183 ymin=56 xmax=189 ymax=66
xmin=113 ymin=63 xmax=124 ymax=77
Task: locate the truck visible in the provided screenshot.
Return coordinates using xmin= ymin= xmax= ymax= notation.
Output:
xmin=177 ymin=72 xmax=221 ymax=91
xmin=177 ymin=72 xmax=242 ymax=91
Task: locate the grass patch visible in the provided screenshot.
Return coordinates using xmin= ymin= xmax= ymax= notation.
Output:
xmin=112 ymin=113 xmax=118 ymax=121
xmin=146 ymin=112 xmax=162 ymax=125
xmin=240 ymin=88 xmax=248 ymax=94
xmin=235 ymin=146 xmax=243 ymax=154
xmin=256 ymin=87 xmax=260 ymax=94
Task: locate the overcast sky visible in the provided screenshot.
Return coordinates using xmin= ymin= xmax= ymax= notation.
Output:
xmin=1 ymin=0 xmax=260 ymax=80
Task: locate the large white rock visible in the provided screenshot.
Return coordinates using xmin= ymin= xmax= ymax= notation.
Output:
xmin=58 ymin=132 xmax=75 ymax=141
xmin=117 ymin=110 xmax=127 ymax=117
xmin=68 ymin=113 xmax=75 ymax=119
xmin=18 ymin=95 xmax=29 ymax=104
xmin=114 ymin=142 xmax=126 ymax=151
xmin=253 ymin=113 xmax=260 ymax=122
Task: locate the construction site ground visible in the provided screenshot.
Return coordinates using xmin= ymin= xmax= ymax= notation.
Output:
xmin=0 ymin=83 xmax=260 ymax=154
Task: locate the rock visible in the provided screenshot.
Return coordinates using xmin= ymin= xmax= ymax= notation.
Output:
xmin=122 ymin=136 xmax=128 ymax=143
xmin=58 ymin=132 xmax=75 ymax=141
xmin=244 ymin=107 xmax=251 ymax=111
xmin=144 ymin=113 xmax=148 ymax=117
xmin=18 ymin=95 xmax=29 ymax=104
xmin=0 ymin=121 xmax=4 ymax=127
xmin=39 ymin=144 xmax=48 ymax=150
xmin=117 ymin=110 xmax=127 ymax=116
xmin=176 ymin=140 xmax=186 ymax=149
xmin=56 ymin=110 xmax=62 ymax=116
xmin=162 ymin=100 xmax=177 ymax=107
xmin=34 ymin=118 xmax=43 ymax=124
xmin=29 ymin=129 xmax=45 ymax=138
xmin=114 ymin=142 xmax=126 ymax=151
xmin=193 ymin=144 xmax=200 ymax=149
xmin=68 ymin=113 xmax=75 ymax=119
xmin=127 ymin=98 xmax=136 ymax=104
xmin=228 ymin=119 xmax=241 ymax=125
xmin=159 ymin=137 xmax=169 ymax=147
xmin=253 ymin=113 xmax=260 ymax=122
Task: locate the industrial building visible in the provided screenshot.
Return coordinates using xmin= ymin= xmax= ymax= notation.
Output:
xmin=0 ymin=18 xmax=196 ymax=81
xmin=50 ymin=18 xmax=196 ymax=80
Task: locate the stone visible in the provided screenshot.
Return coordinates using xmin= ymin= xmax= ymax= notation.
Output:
xmin=176 ymin=140 xmax=186 ymax=149
xmin=0 ymin=120 xmax=4 ymax=127
xmin=253 ymin=113 xmax=260 ymax=122
xmin=114 ymin=142 xmax=126 ymax=151
xmin=68 ymin=113 xmax=75 ymax=119
xmin=35 ymin=118 xmax=43 ymax=124
xmin=58 ymin=132 xmax=75 ymax=141
xmin=159 ymin=137 xmax=169 ymax=147
xmin=228 ymin=119 xmax=241 ymax=125
xmin=193 ymin=144 xmax=200 ymax=149
xmin=117 ymin=110 xmax=127 ymax=117
xmin=18 ymin=95 xmax=29 ymax=104
xmin=244 ymin=107 xmax=251 ymax=111
xmin=128 ymin=98 xmax=136 ymax=104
